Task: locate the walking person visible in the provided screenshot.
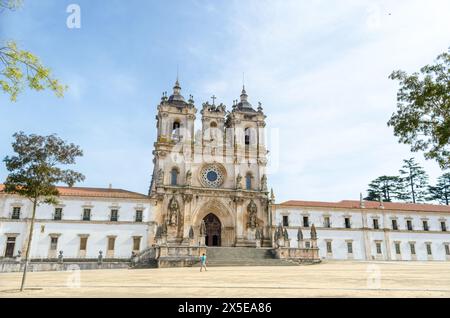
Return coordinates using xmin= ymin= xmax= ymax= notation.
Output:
xmin=200 ymin=253 xmax=207 ymax=272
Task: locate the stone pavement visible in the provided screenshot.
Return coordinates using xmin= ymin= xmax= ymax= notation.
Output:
xmin=1 ymin=260 xmax=449 ymax=298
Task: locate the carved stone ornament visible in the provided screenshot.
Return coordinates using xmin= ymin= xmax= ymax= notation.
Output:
xmin=310 ymin=224 xmax=317 ymax=240
xmin=255 ymin=228 xmax=261 ymax=240
xmin=168 ymin=196 xmax=180 ymax=226
xmin=200 ymin=220 xmax=207 ymax=237
xmin=236 ymin=174 xmax=242 ymax=189
xmin=247 ymin=200 xmax=258 ymax=229
xmin=297 ymin=228 xmax=303 ymax=241
xmin=185 ymin=170 xmax=192 ymax=185
xmin=260 ymin=174 xmax=268 ymax=192
xmin=182 ymin=193 xmax=193 ymax=203
xmin=156 ymin=168 xmax=164 ymax=186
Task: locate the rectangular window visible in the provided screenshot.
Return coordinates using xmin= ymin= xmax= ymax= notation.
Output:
xmin=303 ymin=216 xmax=309 ymax=228
xmin=11 ymin=207 xmax=21 ymax=219
xmin=324 ymin=217 xmax=331 ymax=228
xmin=407 ymin=220 xmax=413 ymax=231
xmin=79 ymin=237 xmax=87 ymax=251
xmin=445 ymin=244 xmax=450 ymax=256
xmin=4 ymin=237 xmax=16 ymax=258
xmin=392 ymin=219 xmax=398 ymax=230
xmin=110 ymin=209 xmax=118 ymax=222
xmin=410 ymin=243 xmax=416 ymax=255
xmin=395 ymin=243 xmax=401 ymax=255
xmin=54 ymin=208 xmax=62 ymax=221
xmin=133 ymin=237 xmax=141 ymax=251
xmin=426 ymin=243 xmax=432 ymax=256
xmin=347 ymin=242 xmax=353 ymax=254
xmin=376 ymin=242 xmax=382 ymax=254
xmin=50 ymin=237 xmax=58 ymax=251
xmin=135 ymin=210 xmax=143 ymax=223
xmin=108 ymin=237 xmax=115 ymax=251
xmin=423 ymin=221 xmax=429 ymax=231
xmin=441 ymin=222 xmax=447 ymax=232
xmin=305 ymin=241 xmax=311 ymax=249
xmin=83 ymin=209 xmax=91 ymax=221
xmin=373 ymin=219 xmax=379 ymax=230
xmin=326 ymin=241 xmax=332 ymax=253
xmin=282 ymin=215 xmax=289 ymax=227
xmin=245 ymin=175 xmax=252 ymax=190
xmin=345 ymin=218 xmax=351 ymax=229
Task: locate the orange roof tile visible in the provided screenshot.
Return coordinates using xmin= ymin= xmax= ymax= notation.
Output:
xmin=0 ymin=184 xmax=148 ymax=200
xmin=278 ymin=200 xmax=450 ymax=213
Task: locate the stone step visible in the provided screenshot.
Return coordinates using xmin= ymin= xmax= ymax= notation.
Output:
xmin=206 ymin=247 xmax=275 ymax=260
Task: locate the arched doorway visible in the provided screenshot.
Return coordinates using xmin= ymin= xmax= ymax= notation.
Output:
xmin=203 ymin=213 xmax=221 ymax=247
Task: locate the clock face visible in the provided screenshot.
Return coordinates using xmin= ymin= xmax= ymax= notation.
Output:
xmin=201 ymin=164 xmax=225 ymax=188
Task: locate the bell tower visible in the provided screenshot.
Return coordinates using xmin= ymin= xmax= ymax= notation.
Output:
xmin=149 ymin=79 xmax=271 ymax=248
xmin=149 ymin=79 xmax=197 ymax=244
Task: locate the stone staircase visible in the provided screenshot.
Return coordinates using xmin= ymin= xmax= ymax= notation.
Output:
xmin=205 ymin=247 xmax=299 ymax=267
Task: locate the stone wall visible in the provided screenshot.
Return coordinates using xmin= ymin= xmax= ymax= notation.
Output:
xmin=0 ymin=260 xmax=131 ymax=273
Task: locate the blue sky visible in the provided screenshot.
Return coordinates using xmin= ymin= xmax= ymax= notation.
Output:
xmin=1 ymin=0 xmax=449 ymax=202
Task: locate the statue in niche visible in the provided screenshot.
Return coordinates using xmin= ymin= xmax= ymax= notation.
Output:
xmin=168 ymin=196 xmax=180 ymax=226
xmin=156 ymin=168 xmax=164 ymax=186
xmin=185 ymin=170 xmax=192 ymax=185
xmin=255 ymin=228 xmax=261 ymax=240
xmin=247 ymin=200 xmax=258 ymax=229
xmin=260 ymin=174 xmax=268 ymax=192
xmin=200 ymin=220 xmax=206 ymax=237
xmin=236 ymin=174 xmax=242 ymax=189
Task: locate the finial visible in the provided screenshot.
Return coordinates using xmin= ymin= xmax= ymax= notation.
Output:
xmin=360 ymin=193 xmax=365 ymax=208
xmin=211 ymin=95 xmax=217 ymax=105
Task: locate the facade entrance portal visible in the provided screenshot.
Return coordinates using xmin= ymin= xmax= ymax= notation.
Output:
xmin=203 ymin=213 xmax=221 ymax=247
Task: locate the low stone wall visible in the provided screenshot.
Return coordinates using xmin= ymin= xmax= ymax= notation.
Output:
xmin=274 ymin=247 xmax=321 ymax=263
xmin=0 ymin=260 xmax=131 ymax=273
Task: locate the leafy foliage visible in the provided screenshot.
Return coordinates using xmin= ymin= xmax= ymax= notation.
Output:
xmin=3 ymin=131 xmax=85 ymax=203
xmin=0 ymin=1 xmax=67 ymax=102
xmin=428 ymin=172 xmax=450 ymax=205
xmin=365 ymin=176 xmax=402 ymax=202
xmin=398 ymin=158 xmax=429 ymax=203
xmin=388 ymin=49 xmax=450 ymax=169
xmin=0 ymin=41 xmax=67 ymax=102
xmin=0 ymin=0 xmax=23 ymax=10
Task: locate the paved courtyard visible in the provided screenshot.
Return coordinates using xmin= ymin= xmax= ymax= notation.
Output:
xmin=1 ymin=261 xmax=450 ymax=298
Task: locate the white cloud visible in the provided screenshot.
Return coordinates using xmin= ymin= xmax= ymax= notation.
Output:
xmin=194 ymin=0 xmax=450 ymax=202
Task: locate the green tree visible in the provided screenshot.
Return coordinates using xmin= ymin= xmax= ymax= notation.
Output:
xmin=365 ymin=175 xmax=402 ymax=202
xmin=3 ymin=132 xmax=85 ymax=291
xmin=0 ymin=0 xmax=22 ymax=10
xmin=0 ymin=0 xmax=66 ymax=102
xmin=388 ymin=49 xmax=450 ymax=170
xmin=428 ymin=172 xmax=450 ymax=205
xmin=398 ymin=158 xmax=429 ymax=203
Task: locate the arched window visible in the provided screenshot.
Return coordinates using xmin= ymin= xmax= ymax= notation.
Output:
xmin=210 ymin=122 xmax=218 ymax=140
xmin=173 ymin=121 xmax=181 ymax=131
xmin=172 ymin=121 xmax=181 ymax=140
xmin=244 ymin=127 xmax=250 ymax=146
xmin=171 ymin=168 xmax=179 ymax=186
xmin=245 ymin=173 xmax=252 ymax=190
